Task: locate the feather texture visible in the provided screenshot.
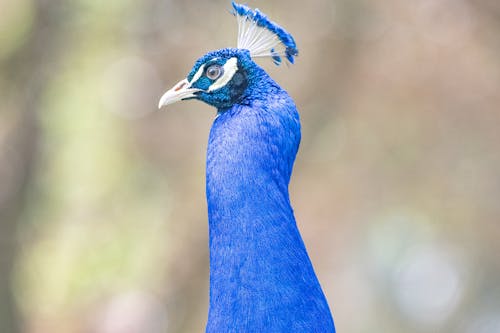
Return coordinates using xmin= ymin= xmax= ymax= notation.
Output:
xmin=204 ymin=49 xmax=335 ymax=333
xmin=232 ymin=2 xmax=298 ymax=65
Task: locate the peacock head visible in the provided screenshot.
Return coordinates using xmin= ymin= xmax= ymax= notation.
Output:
xmin=158 ymin=48 xmax=253 ymax=109
xmin=158 ymin=2 xmax=298 ymax=110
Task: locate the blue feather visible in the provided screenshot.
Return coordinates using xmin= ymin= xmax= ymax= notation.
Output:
xmin=203 ymin=48 xmax=334 ymax=333
xmin=270 ymin=48 xmax=282 ymax=65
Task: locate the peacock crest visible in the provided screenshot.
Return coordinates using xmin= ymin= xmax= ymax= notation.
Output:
xmin=232 ymin=2 xmax=298 ymax=65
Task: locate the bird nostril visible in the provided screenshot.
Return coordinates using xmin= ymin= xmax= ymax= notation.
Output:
xmin=175 ymin=82 xmax=187 ymax=91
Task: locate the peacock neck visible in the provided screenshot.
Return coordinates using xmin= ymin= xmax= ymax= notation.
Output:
xmin=204 ymin=84 xmax=335 ymax=332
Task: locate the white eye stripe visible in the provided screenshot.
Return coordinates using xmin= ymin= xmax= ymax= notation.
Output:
xmin=189 ymin=64 xmax=205 ymax=85
xmin=207 ymin=57 xmax=238 ymax=92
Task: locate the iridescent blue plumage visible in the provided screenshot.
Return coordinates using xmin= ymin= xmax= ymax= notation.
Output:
xmin=204 ymin=49 xmax=335 ymax=332
xmin=158 ymin=3 xmax=335 ymax=333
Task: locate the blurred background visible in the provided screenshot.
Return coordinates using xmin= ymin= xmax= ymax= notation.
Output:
xmin=1 ymin=0 xmax=500 ymax=332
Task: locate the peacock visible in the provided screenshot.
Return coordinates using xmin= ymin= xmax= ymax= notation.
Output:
xmin=158 ymin=2 xmax=335 ymax=332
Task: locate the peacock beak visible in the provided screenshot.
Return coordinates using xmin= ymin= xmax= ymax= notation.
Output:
xmin=158 ymin=78 xmax=201 ymax=109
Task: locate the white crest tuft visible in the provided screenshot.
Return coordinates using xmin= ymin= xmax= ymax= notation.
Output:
xmin=232 ymin=2 xmax=298 ymax=65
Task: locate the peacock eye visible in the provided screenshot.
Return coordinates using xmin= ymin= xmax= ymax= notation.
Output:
xmin=206 ymin=64 xmax=223 ymax=80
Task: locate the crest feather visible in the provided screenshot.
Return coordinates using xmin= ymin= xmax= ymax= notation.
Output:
xmin=232 ymin=2 xmax=298 ymax=66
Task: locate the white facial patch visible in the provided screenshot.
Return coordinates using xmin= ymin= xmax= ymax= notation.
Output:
xmin=207 ymin=57 xmax=238 ymax=92
xmin=189 ymin=64 xmax=206 ymax=85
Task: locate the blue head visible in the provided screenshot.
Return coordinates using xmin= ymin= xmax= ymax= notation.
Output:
xmin=158 ymin=2 xmax=298 ymax=111
xmin=158 ymin=48 xmax=264 ymax=110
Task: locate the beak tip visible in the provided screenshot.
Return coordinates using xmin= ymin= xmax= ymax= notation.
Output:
xmin=157 ymin=78 xmax=199 ymax=110
xmin=158 ymin=94 xmax=168 ymax=109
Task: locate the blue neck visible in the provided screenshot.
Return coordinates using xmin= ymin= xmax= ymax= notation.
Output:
xmin=205 ymin=69 xmax=335 ymax=332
